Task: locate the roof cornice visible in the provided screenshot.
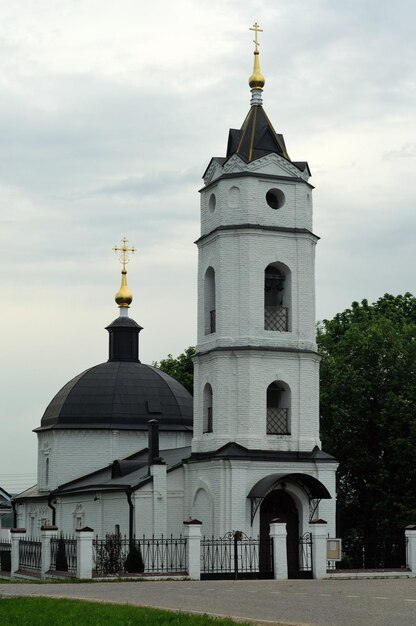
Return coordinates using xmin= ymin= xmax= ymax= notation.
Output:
xmin=195 ymin=224 xmax=319 ymax=245
xmin=195 ymin=345 xmax=320 ymax=358
xmin=200 ymin=170 xmax=314 ymax=193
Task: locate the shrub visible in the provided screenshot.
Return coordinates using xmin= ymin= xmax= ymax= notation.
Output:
xmin=124 ymin=543 xmax=144 ymax=573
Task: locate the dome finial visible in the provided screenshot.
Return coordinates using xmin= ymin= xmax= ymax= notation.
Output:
xmin=113 ymin=237 xmax=136 ymax=315
xmin=248 ymin=22 xmax=265 ymax=105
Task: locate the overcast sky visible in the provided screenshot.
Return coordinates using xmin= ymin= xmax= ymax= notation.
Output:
xmin=1 ymin=0 xmax=415 ymax=492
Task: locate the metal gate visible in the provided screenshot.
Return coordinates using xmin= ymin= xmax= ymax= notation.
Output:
xmin=201 ymin=531 xmax=273 ymax=579
xmin=298 ymin=532 xmax=313 ymax=578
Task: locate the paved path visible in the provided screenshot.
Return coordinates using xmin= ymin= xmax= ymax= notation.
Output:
xmin=1 ymin=578 xmax=416 ymax=626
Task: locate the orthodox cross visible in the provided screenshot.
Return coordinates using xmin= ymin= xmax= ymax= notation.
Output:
xmin=249 ymin=22 xmax=263 ymax=53
xmin=113 ymin=237 xmax=136 ymax=271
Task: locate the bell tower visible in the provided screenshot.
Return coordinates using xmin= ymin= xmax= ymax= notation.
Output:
xmin=192 ymin=24 xmax=320 ymax=455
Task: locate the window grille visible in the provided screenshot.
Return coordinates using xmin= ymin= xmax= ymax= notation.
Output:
xmin=267 ymin=407 xmax=289 ymax=434
xmin=265 ymin=306 xmax=288 ymax=331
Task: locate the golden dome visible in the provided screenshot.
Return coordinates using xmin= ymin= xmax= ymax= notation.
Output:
xmin=249 ymin=51 xmax=265 ymax=89
xmin=115 ymin=270 xmax=133 ymax=307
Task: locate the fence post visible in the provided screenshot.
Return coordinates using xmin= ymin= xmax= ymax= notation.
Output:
xmin=269 ymin=520 xmax=288 ymax=579
xmin=405 ymin=525 xmax=416 ymax=571
xmin=76 ymin=526 xmax=94 ymax=579
xmin=40 ymin=524 xmax=58 ymax=579
xmin=310 ymin=519 xmax=328 ymax=579
xmin=183 ymin=519 xmax=202 ymax=580
xmin=10 ymin=528 xmax=26 ymax=579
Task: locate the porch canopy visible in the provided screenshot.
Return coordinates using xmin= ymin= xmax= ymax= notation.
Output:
xmin=247 ymin=473 xmax=331 ymax=523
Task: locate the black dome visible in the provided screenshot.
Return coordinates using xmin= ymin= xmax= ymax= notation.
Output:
xmin=38 ymin=362 xmax=193 ymax=431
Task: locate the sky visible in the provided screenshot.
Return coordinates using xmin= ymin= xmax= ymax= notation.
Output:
xmin=0 ymin=0 xmax=415 ymax=492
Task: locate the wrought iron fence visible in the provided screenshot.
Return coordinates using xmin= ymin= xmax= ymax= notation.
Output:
xmin=141 ymin=535 xmax=187 ymax=573
xmin=339 ymin=535 xmax=407 ymax=569
xmin=94 ymin=533 xmax=126 ymax=575
xmin=299 ymin=532 xmax=313 ymax=575
xmin=50 ymin=536 xmax=77 ymax=574
xmin=19 ymin=537 xmax=42 ymax=572
xmin=201 ymin=531 xmax=272 ymax=579
xmin=265 ymin=306 xmax=288 ymax=331
xmin=93 ymin=534 xmax=187 ymax=576
xmin=0 ymin=539 xmax=11 ymax=572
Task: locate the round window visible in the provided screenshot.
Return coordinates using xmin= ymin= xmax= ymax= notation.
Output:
xmin=208 ymin=193 xmax=216 ymax=213
xmin=266 ymin=188 xmax=285 ymax=210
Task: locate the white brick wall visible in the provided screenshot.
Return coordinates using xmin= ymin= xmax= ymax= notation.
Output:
xmin=197 ymin=229 xmax=318 ymax=347
xmin=37 ymin=429 xmax=192 ymax=491
xmin=193 ymin=349 xmax=320 ymax=452
xmin=201 ymin=157 xmax=313 ymax=238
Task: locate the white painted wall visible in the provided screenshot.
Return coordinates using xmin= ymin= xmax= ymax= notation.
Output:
xmin=37 ymin=429 xmax=192 ymax=491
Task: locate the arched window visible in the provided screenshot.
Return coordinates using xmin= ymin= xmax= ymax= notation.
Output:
xmin=266 ymin=381 xmax=290 ymax=434
xmin=264 ymin=264 xmax=289 ymax=331
xmin=203 ymin=383 xmax=213 ymax=433
xmin=204 ymin=267 xmax=216 ymax=334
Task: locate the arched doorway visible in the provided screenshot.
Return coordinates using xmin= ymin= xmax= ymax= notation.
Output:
xmin=259 ymin=489 xmax=299 ymax=578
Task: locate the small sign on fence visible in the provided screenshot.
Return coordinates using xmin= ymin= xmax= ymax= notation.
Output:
xmin=327 ymin=538 xmax=342 ymax=561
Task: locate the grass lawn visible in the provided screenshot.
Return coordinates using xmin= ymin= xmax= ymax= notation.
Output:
xmin=0 ymin=597 xmax=253 ymax=625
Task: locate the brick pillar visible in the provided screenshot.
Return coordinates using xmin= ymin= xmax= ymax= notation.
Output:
xmin=405 ymin=525 xmax=416 ymax=571
xmin=10 ymin=528 xmax=26 ymax=579
xmin=269 ymin=520 xmax=288 ymax=579
xmin=183 ymin=519 xmax=202 ymax=580
xmin=151 ymin=463 xmax=167 ymax=536
xmin=40 ymin=524 xmax=58 ymax=579
xmin=310 ymin=519 xmax=328 ymax=579
xmin=76 ymin=526 xmax=94 ymax=580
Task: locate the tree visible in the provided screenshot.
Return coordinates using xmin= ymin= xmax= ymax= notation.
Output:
xmin=317 ymin=293 xmax=416 ymax=541
xmin=153 ymin=347 xmax=195 ymax=394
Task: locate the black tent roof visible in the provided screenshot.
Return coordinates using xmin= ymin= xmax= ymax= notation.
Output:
xmin=226 ymin=105 xmax=290 ymax=163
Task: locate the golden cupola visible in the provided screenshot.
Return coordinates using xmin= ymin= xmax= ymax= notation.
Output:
xmin=115 ymin=269 xmax=133 ymax=308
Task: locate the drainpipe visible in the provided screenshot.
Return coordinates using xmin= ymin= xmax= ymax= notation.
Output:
xmin=11 ymin=499 xmax=17 ymax=528
xmin=147 ymin=419 xmax=161 ymax=471
xmin=47 ymin=493 xmax=56 ymax=526
xmin=126 ymin=490 xmax=134 ymax=549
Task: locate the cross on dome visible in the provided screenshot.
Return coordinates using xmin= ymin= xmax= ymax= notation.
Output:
xmin=249 ymin=21 xmax=263 ymax=53
xmin=113 ymin=237 xmax=136 ymax=272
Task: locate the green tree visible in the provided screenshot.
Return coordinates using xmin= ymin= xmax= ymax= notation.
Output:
xmin=153 ymin=346 xmax=196 ymax=394
xmin=317 ymin=293 xmax=416 ymax=540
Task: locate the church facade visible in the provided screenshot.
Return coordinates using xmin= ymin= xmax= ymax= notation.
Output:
xmin=14 ymin=26 xmax=337 ymax=577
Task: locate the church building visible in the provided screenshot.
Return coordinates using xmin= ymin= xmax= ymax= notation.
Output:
xmin=14 ymin=25 xmax=337 ymax=577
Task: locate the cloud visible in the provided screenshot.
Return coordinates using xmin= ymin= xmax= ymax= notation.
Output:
xmin=384 ymin=143 xmax=416 ymax=160
xmin=96 ymin=168 xmax=200 ymax=198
